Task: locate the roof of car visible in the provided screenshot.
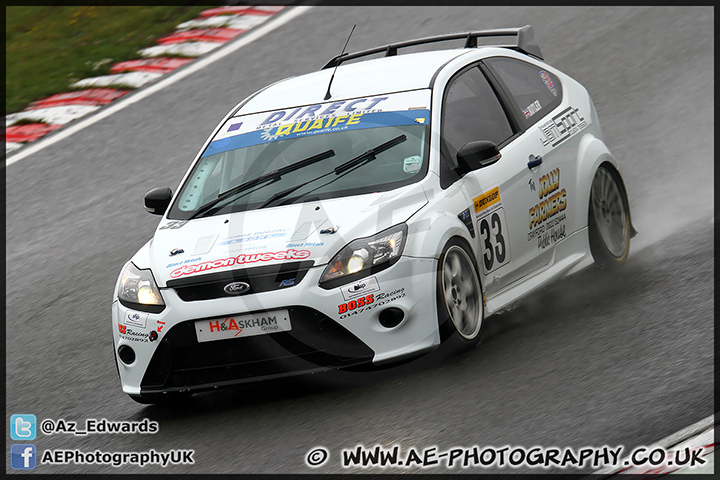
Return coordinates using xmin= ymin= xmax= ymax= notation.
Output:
xmin=235 ymin=26 xmax=543 ymax=116
xmin=236 ymin=48 xmax=472 ymax=115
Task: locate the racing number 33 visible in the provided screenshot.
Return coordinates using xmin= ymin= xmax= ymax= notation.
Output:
xmin=479 ymin=208 xmax=509 ymax=273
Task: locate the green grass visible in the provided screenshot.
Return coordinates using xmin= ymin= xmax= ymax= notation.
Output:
xmin=6 ymin=5 xmax=212 ymax=114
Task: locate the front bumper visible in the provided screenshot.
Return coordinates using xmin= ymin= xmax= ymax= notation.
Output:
xmin=112 ymin=255 xmax=438 ymax=395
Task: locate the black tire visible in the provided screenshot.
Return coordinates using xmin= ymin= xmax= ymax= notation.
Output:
xmin=436 ymin=238 xmax=484 ymax=352
xmin=128 ymin=391 xmax=192 ymax=405
xmin=588 ymin=165 xmax=631 ymax=268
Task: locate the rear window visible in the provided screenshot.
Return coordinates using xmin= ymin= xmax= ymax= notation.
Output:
xmin=484 ymin=57 xmax=563 ymax=130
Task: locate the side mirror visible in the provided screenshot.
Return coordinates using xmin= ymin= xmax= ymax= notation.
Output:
xmin=456 ymin=141 xmax=501 ymax=175
xmin=144 ymin=187 xmax=172 ymax=215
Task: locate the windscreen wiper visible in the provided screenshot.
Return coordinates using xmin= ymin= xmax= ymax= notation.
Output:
xmin=258 ymin=134 xmax=407 ymax=209
xmin=187 ymin=149 xmax=335 ymax=219
xmin=334 ymin=134 xmax=406 ymax=174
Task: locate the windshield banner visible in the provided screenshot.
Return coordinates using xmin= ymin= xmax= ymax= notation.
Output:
xmin=202 ymin=90 xmax=430 ymax=158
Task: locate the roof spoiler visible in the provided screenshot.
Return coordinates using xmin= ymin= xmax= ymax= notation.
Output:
xmin=322 ymin=25 xmax=543 ymax=70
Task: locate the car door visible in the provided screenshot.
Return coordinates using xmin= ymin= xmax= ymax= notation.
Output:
xmin=439 ymin=64 xmax=547 ymax=297
xmin=482 ymin=57 xmax=577 ymax=258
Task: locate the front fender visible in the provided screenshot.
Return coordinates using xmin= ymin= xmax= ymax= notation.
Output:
xmin=129 ymin=239 xmax=153 ymax=270
xmin=404 ymin=183 xmax=477 ymax=262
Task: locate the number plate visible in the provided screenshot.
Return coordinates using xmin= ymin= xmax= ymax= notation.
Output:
xmin=194 ymin=309 xmax=291 ymax=343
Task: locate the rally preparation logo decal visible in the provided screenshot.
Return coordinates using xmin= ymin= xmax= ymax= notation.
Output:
xmin=539 ymin=106 xmax=587 ymax=148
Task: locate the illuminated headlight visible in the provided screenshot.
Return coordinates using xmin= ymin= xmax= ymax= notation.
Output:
xmin=320 ymin=224 xmax=407 ymax=289
xmin=117 ymin=262 xmax=165 ymax=312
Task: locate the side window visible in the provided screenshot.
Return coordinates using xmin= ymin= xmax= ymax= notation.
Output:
xmin=441 ymin=66 xmax=513 ymax=160
xmin=440 ymin=66 xmax=513 ymax=188
xmin=483 ymin=57 xmax=563 ymax=130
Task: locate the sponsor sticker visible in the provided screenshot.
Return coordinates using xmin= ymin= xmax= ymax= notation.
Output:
xmin=195 ymin=309 xmax=291 ymax=342
xmin=118 ymin=326 xmax=156 ymax=343
xmin=472 ymin=186 xmax=510 ymax=274
xmin=124 ymin=311 xmax=148 ymax=329
xmin=527 ymin=167 xmax=568 ymax=250
xmin=338 ymin=295 xmax=374 ymax=314
xmin=539 ymin=106 xmax=587 ymax=148
xmin=220 ymin=230 xmax=289 ymax=246
xmin=202 ymin=90 xmax=432 ymax=158
xmin=523 ymin=100 xmax=542 ymax=119
xmin=170 ymin=249 xmax=311 ymax=278
xmin=340 ymin=276 xmax=381 ymax=301
xmin=539 ymin=70 xmax=557 ymax=97
xmin=338 ymin=288 xmax=406 ymax=319
xmin=473 ymin=186 xmax=501 ymax=214
xmin=529 ymin=167 xmax=567 ymax=229
xmin=166 ymin=257 xmax=201 ymax=269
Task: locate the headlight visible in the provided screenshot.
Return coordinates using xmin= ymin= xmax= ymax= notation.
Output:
xmin=117 ymin=262 xmax=165 ymax=313
xmin=319 ymin=223 xmax=407 ymax=289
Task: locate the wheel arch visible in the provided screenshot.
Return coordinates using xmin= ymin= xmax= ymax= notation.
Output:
xmin=575 ymin=135 xmax=637 ymax=237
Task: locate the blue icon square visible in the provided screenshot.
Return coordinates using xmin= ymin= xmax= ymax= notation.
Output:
xmin=10 ymin=414 xmax=36 ymax=440
xmin=11 ymin=444 xmax=37 ymax=470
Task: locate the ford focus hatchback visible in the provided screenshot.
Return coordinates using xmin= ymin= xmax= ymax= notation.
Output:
xmin=112 ymin=26 xmax=635 ymax=403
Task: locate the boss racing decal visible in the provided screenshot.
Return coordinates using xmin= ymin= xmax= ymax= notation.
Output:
xmin=338 ymin=288 xmax=407 ymax=319
xmin=527 ymin=167 xmax=567 ymax=250
xmin=473 ymin=187 xmax=511 ymax=274
xmin=539 ymin=106 xmax=587 ymax=148
xmin=118 ymin=325 xmax=157 ymax=343
xmin=338 ymin=294 xmax=374 ymax=314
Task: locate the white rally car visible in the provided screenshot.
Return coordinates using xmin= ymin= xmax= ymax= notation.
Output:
xmin=113 ymin=26 xmax=636 ymax=403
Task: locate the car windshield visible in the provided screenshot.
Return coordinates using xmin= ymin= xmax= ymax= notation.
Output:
xmin=168 ymin=90 xmax=431 ymax=219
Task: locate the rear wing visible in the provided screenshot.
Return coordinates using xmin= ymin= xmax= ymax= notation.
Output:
xmin=322 ymin=25 xmax=543 ymax=70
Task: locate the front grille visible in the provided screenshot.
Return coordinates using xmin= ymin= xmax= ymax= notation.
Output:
xmin=140 ymin=306 xmax=374 ymax=392
xmin=167 ymin=261 xmax=314 ymax=301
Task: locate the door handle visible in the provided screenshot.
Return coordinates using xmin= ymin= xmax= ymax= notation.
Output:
xmin=527 ymin=155 xmax=542 ymax=170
